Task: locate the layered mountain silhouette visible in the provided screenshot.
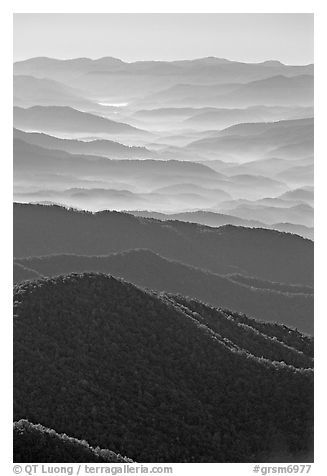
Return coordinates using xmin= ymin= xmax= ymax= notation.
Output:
xmin=127 ymin=210 xmax=314 ymax=240
xmin=14 ymin=273 xmax=313 ymax=462
xmin=146 ymin=75 xmax=313 ymax=108
xmin=187 ymin=118 xmax=313 ymax=161
xmin=220 ymin=201 xmax=313 ymax=228
xmin=13 ymin=56 xmax=314 ymax=234
xmin=13 ymin=128 xmax=155 ymax=158
xmin=13 ymin=57 xmax=313 ymax=102
xmin=14 ymin=75 xmax=97 ymax=110
xmin=15 ymin=188 xmax=232 ymax=214
xmin=14 ymin=248 xmax=313 ymax=333
xmin=13 ymin=52 xmax=314 ymax=464
xmin=215 ymin=75 xmax=313 ymax=107
xmin=14 ymin=139 xmax=216 ymax=184
xmin=129 ymin=209 xmax=265 ymax=227
xmin=13 ymin=106 xmax=146 ymax=136
xmin=14 ymin=203 xmax=313 ymax=285
xmin=14 ymin=130 xmax=313 ymax=222
xmin=183 ymin=106 xmax=314 ymax=130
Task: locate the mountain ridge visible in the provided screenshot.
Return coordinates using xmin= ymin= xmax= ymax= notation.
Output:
xmin=14 ymin=247 xmax=313 ymax=333
xmin=14 ymin=203 xmax=314 ymax=285
xmin=14 ymin=272 xmax=313 ymax=462
xmin=14 ymin=420 xmax=133 ymax=463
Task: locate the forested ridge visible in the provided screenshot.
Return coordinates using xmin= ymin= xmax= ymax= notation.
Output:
xmin=14 ymin=419 xmax=133 ymax=463
xmin=14 ymin=273 xmax=313 ymax=463
xmin=227 ymin=273 xmax=313 ymax=295
xmin=14 ymin=203 xmax=313 ymax=285
xmin=169 ymin=295 xmax=313 ymax=368
xmin=14 ymin=249 xmax=313 ymax=333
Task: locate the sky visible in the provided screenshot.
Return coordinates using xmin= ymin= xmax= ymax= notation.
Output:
xmin=13 ymin=13 xmax=313 ymax=65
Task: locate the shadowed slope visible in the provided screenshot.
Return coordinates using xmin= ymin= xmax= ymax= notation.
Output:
xmin=15 ymin=249 xmax=313 ymax=333
xmin=13 ymin=203 xmax=314 ymax=285
xmin=14 ymin=420 xmax=132 ymax=463
xmin=14 ymin=273 xmax=313 ymax=463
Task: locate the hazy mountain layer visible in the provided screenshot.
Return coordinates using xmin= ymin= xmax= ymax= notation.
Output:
xmin=127 ymin=210 xmax=313 ymax=240
xmin=13 ymin=55 xmax=314 ymax=235
xmin=13 ymin=128 xmax=155 ymax=159
xmin=187 ymin=118 xmax=313 ymax=162
xmin=146 ymin=75 xmax=313 ymax=108
xmin=13 ymin=106 xmax=146 ymax=137
xmin=13 ymin=57 xmax=313 ymax=103
xmin=14 ymin=75 xmax=99 ymax=110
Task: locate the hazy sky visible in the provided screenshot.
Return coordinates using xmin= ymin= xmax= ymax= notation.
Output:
xmin=13 ymin=13 xmax=313 ymax=65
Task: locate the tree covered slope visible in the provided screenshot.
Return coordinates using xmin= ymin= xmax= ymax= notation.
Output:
xmin=14 ymin=249 xmax=313 ymax=333
xmin=14 ymin=419 xmax=132 ymax=463
xmin=13 ymin=203 xmax=314 ymax=285
xmin=14 ymin=273 xmax=313 ymax=463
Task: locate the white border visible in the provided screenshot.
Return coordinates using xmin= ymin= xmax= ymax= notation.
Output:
xmin=1 ymin=3 xmax=325 ymax=474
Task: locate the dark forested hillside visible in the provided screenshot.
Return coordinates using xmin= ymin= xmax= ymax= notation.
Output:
xmin=227 ymin=273 xmax=313 ymax=295
xmin=14 ymin=249 xmax=313 ymax=333
xmin=13 ymin=203 xmax=313 ymax=285
xmin=170 ymin=295 xmax=313 ymax=368
xmin=14 ymin=420 xmax=132 ymax=463
xmin=14 ymin=273 xmax=313 ymax=463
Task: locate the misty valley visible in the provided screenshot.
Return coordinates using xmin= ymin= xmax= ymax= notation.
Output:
xmin=13 ymin=53 xmax=314 ymax=464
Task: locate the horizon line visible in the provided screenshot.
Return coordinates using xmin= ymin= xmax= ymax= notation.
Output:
xmin=13 ymin=55 xmax=314 ymax=67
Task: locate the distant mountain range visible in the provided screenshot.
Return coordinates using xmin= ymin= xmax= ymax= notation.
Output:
xmin=183 ymin=105 xmax=314 ymax=130
xmin=13 ymin=53 xmax=314 ymax=464
xmin=127 ymin=210 xmax=314 ymax=240
xmin=14 ymin=139 xmax=228 ymax=208
xmin=146 ymin=75 xmax=313 ymax=108
xmin=13 ymin=106 xmax=146 ymax=137
xmin=13 ymin=124 xmax=313 ymax=225
xmin=13 ymin=128 xmax=155 ymax=158
xmin=187 ymin=117 xmax=313 ymax=161
xmin=13 ymin=59 xmax=314 ymax=234
xmin=13 ymin=57 xmax=313 ymax=102
xmin=14 ymin=75 xmax=97 ymax=110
